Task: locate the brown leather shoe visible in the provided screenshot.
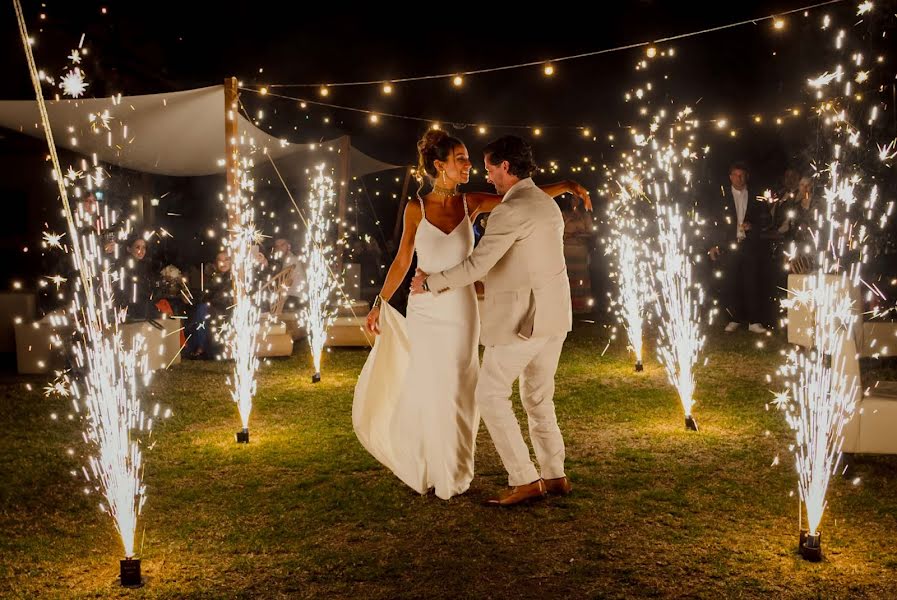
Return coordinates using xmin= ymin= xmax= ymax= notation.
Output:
xmin=485 ymin=479 xmax=547 ymax=507
xmin=543 ymin=476 xmax=572 ymax=496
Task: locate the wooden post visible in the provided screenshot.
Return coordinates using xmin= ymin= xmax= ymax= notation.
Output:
xmin=223 ymin=77 xmax=245 ymax=307
xmin=140 ymin=172 xmax=153 ymax=226
xmin=224 ymin=77 xmax=240 ymax=230
xmin=392 ymin=168 xmax=413 ymax=249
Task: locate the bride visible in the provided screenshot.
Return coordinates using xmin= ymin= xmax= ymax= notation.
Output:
xmin=352 ymin=129 xmax=591 ymax=499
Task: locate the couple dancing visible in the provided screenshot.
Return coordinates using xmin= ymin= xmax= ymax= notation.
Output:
xmin=352 ymin=131 xmax=591 ymax=505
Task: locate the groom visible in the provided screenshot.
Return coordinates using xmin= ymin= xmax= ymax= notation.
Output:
xmin=411 ymin=135 xmax=576 ymax=506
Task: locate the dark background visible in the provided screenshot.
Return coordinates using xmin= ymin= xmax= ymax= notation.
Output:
xmin=1 ymin=1 xmax=894 ymax=310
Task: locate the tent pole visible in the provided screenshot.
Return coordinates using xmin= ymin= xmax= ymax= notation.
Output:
xmin=140 ymin=172 xmax=154 ymax=226
xmin=336 ymin=135 xmax=351 ymax=270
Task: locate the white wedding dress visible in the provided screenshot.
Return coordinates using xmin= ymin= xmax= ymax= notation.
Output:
xmin=353 ymin=196 xmax=480 ymax=499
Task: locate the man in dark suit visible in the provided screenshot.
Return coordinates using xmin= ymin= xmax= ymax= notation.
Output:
xmin=706 ymin=162 xmax=771 ymax=334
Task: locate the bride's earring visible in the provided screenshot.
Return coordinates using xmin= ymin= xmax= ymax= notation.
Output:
xmin=441 ymin=170 xmax=447 ymax=187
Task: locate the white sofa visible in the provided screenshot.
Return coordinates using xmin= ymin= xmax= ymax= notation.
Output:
xmin=121 ymin=315 xmax=183 ymax=371
xmin=326 ymin=299 xmax=374 ymax=348
xmin=14 ymin=310 xmax=71 ymax=374
xmin=16 ymin=311 xmax=184 ymax=374
xmin=786 ymin=274 xmax=897 ymax=454
xmin=257 ymin=316 xmax=295 ymax=358
xmin=1 ymin=292 xmax=37 ymax=353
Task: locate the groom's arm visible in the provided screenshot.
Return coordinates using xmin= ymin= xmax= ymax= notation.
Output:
xmin=427 ymin=203 xmax=519 ymax=295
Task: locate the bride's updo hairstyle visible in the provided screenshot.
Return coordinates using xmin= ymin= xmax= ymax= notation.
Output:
xmin=416 ymin=129 xmax=464 ymax=183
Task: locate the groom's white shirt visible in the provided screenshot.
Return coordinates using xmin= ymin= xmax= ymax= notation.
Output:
xmin=426 ymin=177 xmax=572 ymax=346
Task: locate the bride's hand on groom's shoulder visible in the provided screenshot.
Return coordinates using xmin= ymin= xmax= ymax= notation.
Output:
xmin=568 ymin=181 xmax=593 ymax=212
xmin=366 ymin=307 xmax=381 ymax=335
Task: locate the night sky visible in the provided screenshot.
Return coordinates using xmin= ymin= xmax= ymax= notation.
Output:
xmin=0 ymin=1 xmax=849 ymax=176
xmin=1 ymin=1 xmax=894 ymax=286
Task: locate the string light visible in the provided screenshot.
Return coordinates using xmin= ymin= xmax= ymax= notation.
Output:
xmin=248 ymin=85 xmax=816 ymax=141
xmin=261 ymin=0 xmax=841 ymax=90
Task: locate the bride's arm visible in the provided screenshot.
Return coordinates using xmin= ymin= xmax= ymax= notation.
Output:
xmin=365 ymin=202 xmax=422 ymax=334
xmin=467 ymin=180 xmax=593 ymax=218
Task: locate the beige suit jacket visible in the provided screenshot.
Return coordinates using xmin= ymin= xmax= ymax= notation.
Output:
xmin=427 ymin=178 xmax=572 ymax=346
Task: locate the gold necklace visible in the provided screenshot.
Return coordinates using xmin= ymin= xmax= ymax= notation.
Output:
xmin=431 ymin=185 xmax=458 ymax=199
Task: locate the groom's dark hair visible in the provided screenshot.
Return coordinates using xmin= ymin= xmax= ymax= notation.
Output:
xmin=483 ymin=136 xmax=537 ymax=179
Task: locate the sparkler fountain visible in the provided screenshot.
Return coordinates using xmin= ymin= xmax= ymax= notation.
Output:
xmin=225 ymin=85 xmax=264 ymax=443
xmin=774 ymin=2 xmax=895 ymax=561
xmin=607 ymin=182 xmax=653 ymax=372
xmin=14 ymin=2 xmax=161 ymax=585
xmin=618 ymin=103 xmax=711 ymax=431
xmin=301 ymin=165 xmax=340 ymax=383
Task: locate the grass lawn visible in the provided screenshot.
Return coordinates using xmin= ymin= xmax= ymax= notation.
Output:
xmin=1 ymin=322 xmax=895 ymax=599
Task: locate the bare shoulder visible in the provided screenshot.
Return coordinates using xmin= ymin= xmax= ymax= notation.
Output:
xmin=404 ymin=199 xmax=423 ymax=222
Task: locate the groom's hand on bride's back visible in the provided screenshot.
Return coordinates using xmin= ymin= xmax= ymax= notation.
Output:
xmin=410 ymin=268 xmax=429 ymax=295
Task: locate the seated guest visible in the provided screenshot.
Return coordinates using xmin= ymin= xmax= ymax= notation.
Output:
xmin=185 ymin=251 xmax=233 ymax=359
xmin=114 ymin=234 xmax=160 ymax=322
xmin=271 ymin=238 xmax=306 ymax=313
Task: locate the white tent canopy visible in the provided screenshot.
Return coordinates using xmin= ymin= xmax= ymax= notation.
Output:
xmin=0 ymin=85 xmax=399 ymax=178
